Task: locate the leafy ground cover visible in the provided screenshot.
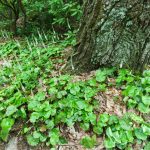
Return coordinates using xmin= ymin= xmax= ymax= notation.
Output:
xmin=0 ymin=38 xmax=150 ymax=150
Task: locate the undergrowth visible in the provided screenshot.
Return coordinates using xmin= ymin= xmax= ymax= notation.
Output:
xmin=0 ymin=39 xmax=149 ymax=149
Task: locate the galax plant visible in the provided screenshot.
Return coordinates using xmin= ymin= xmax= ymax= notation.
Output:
xmin=0 ymin=39 xmax=150 ymax=149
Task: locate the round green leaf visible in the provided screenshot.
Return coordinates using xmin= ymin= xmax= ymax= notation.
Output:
xmin=134 ymin=128 xmax=147 ymax=140
xmin=5 ymin=105 xmax=17 ymax=116
xmin=27 ymin=134 xmax=39 ymax=146
xmin=93 ymin=126 xmax=103 ymax=135
xmin=138 ymin=103 xmax=150 ymax=113
xmin=104 ymin=138 xmax=115 ymax=149
xmin=142 ymin=96 xmax=150 ymax=106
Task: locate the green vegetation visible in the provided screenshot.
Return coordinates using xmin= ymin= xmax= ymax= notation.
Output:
xmin=0 ymin=0 xmax=149 ymax=149
xmin=0 ymin=0 xmax=82 ymax=35
xmin=0 ymin=39 xmax=149 ymax=149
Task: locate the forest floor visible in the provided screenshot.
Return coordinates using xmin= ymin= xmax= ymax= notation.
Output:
xmin=0 ymin=38 xmax=149 ymax=150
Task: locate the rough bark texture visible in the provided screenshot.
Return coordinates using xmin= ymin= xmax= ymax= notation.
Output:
xmin=68 ymin=0 xmax=150 ymax=73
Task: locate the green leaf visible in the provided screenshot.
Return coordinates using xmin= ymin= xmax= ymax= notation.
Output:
xmin=143 ymin=70 xmax=150 ymax=77
xmin=5 ymin=105 xmax=17 ymax=116
xmin=88 ymin=113 xmax=96 ymax=125
xmin=49 ymin=128 xmax=60 ymax=146
xmin=17 ymin=107 xmax=27 ymax=119
xmin=117 ymin=143 xmax=127 ymax=150
xmin=144 ymin=142 xmax=150 ymax=150
xmin=145 ymin=87 xmax=150 ymax=93
xmin=39 ymin=134 xmax=47 ymax=142
xmin=57 ymin=91 xmax=67 ymax=99
xmin=84 ymin=105 xmax=93 ymax=112
xmin=27 ymin=134 xmax=39 ymax=146
xmin=35 ymin=92 xmax=46 ymax=101
xmin=123 ymin=86 xmax=141 ymax=97
xmin=119 ymin=119 xmax=132 ymax=130
xmin=23 ymin=127 xmax=31 ymax=134
xmin=125 ymin=146 xmax=133 ymax=150
xmin=108 ymin=115 xmax=118 ymax=125
xmin=50 ymin=148 xmax=56 ymax=150
xmin=127 ymin=99 xmax=137 ymax=108
xmin=84 ymin=87 xmax=97 ymax=100
xmin=93 ymin=126 xmax=103 ymax=135
xmin=141 ymin=77 xmax=150 ymax=85
xmin=126 ymin=77 xmax=134 ymax=83
xmin=76 ymin=100 xmax=86 ymax=110
xmin=70 ymin=85 xmax=80 ymax=95
xmin=80 ymin=122 xmax=90 ymax=131
xmin=142 ymin=124 xmax=150 ymax=135
xmin=138 ymin=103 xmax=150 ymax=113
xmin=120 ymin=130 xmax=128 ymax=144
xmin=43 ymin=111 xmax=51 ymax=119
xmin=142 ymin=95 xmax=150 ymax=105
xmin=30 ymin=112 xmax=40 ymax=123
xmin=80 ymin=135 xmax=97 ymax=149
xmin=106 ymin=127 xmax=113 ymax=137
xmin=126 ymin=130 xmax=134 ymax=143
xmin=48 ymin=87 xmax=58 ymax=95
xmin=45 ymin=120 xmax=54 ymax=129
xmin=0 ymin=118 xmax=14 ymax=141
xmin=113 ymin=131 xmax=121 ymax=143
xmin=28 ymin=100 xmax=40 ymax=111
xmin=88 ymin=79 xmax=97 ymax=86
xmin=59 ymin=137 xmax=68 ymax=144
xmin=129 ymin=113 xmax=144 ymax=123
xmin=98 ymin=113 xmax=109 ymax=126
xmin=55 ymin=111 xmax=66 ymax=124
xmin=96 ymin=70 xmax=107 ymax=82
xmin=33 ymin=131 xmax=41 ymax=139
xmin=104 ymin=138 xmax=115 ymax=149
xmin=134 ymin=128 xmax=147 ymax=140
xmin=98 ymin=84 xmax=106 ymax=91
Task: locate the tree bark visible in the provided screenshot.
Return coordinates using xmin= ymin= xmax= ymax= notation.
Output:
xmin=18 ymin=0 xmax=27 ymax=30
xmin=11 ymin=18 xmax=17 ymax=35
xmin=67 ymin=0 xmax=150 ymax=73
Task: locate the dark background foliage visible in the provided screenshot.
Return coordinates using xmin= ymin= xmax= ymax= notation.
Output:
xmin=0 ymin=0 xmax=83 ymax=35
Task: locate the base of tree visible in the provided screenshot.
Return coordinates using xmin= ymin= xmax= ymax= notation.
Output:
xmin=68 ymin=0 xmax=150 ymax=74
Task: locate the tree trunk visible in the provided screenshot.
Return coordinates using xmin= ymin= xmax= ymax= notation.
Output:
xmin=67 ymin=0 xmax=150 ymax=73
xmin=11 ymin=9 xmax=20 ymax=35
xmin=10 ymin=12 xmax=19 ymax=35
xmin=11 ymin=18 xmax=17 ymax=35
xmin=19 ymin=0 xmax=27 ymax=30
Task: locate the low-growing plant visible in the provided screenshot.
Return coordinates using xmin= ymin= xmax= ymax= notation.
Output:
xmin=116 ymin=69 xmax=150 ymax=113
xmin=0 ymin=40 xmax=149 ymax=149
